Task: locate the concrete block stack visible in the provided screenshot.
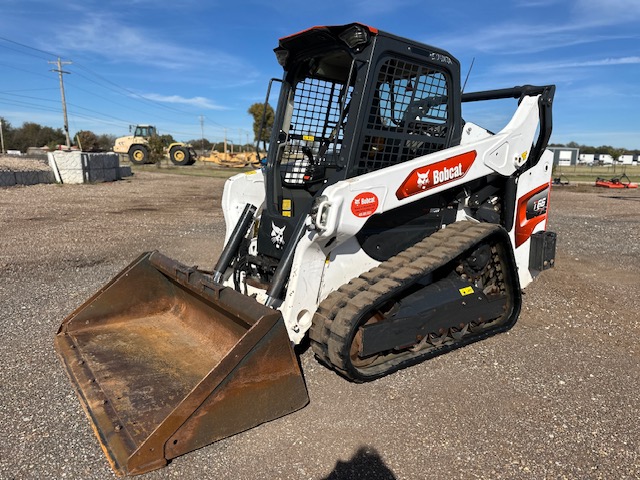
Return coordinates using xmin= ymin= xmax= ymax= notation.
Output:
xmin=48 ymin=151 xmax=125 ymax=184
xmin=0 ymin=152 xmax=132 ymax=187
xmin=0 ymin=161 xmax=56 ymax=187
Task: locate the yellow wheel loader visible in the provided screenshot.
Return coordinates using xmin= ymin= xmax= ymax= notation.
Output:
xmin=56 ymin=23 xmax=557 ymax=476
xmin=113 ymin=124 xmax=197 ymax=165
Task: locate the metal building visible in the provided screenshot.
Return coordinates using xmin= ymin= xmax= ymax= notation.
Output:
xmin=548 ymin=147 xmax=579 ymax=166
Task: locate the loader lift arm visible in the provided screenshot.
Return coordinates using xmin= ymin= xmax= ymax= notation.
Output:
xmin=461 ymin=84 xmax=555 ymax=173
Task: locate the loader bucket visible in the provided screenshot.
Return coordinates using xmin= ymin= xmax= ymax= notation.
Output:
xmin=55 ymin=251 xmax=308 ymax=476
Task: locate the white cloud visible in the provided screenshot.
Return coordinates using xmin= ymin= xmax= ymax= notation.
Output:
xmin=140 ymin=93 xmax=227 ymax=110
xmin=552 ymin=56 xmax=640 ymax=68
xmin=572 ymin=0 xmax=640 ymax=24
xmin=496 ymin=56 xmax=640 ymax=75
xmin=49 ymin=12 xmax=249 ymax=74
xmin=351 ymin=0 xmax=415 ymax=15
xmin=430 ymin=0 xmax=640 ymax=55
xmin=515 ymin=0 xmax=562 ymax=7
xmin=434 ymin=24 xmax=635 ymax=55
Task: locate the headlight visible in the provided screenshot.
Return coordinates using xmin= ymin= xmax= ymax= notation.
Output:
xmin=339 ymin=25 xmax=370 ymax=49
xmin=275 ymin=48 xmax=289 ymax=67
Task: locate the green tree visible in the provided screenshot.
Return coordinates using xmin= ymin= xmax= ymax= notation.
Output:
xmin=186 ymin=138 xmax=213 ymax=152
xmin=147 ymin=134 xmax=165 ymax=164
xmin=159 ymin=134 xmax=175 ymax=147
xmin=248 ymin=103 xmax=275 ymax=144
xmin=211 ymin=142 xmax=225 ymax=153
xmin=12 ymin=122 xmax=65 ymax=152
xmin=608 ymin=147 xmax=625 ymax=162
xmin=0 ymin=117 xmax=14 ymax=151
xmin=96 ymin=133 xmax=116 ymax=152
xmin=75 ymin=130 xmax=99 ymax=151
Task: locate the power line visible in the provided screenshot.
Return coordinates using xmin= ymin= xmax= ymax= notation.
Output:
xmin=71 ymin=63 xmax=229 ymax=128
xmin=0 ymin=35 xmax=59 ymax=59
xmin=0 ymin=87 xmax=58 ymax=94
xmin=0 ymin=97 xmax=71 ymax=114
xmin=0 ymin=93 xmax=220 ymax=138
xmin=65 ymin=79 xmax=216 ymax=129
xmin=70 ymin=68 xmax=212 ymax=125
xmin=0 ymin=97 xmax=130 ymax=129
xmin=65 ymin=80 xmax=154 ymax=116
xmin=0 ymin=42 xmax=52 ymax=61
xmin=73 ymin=63 xmax=202 ymax=117
xmin=0 ymin=92 xmax=134 ymax=126
xmin=0 ymin=35 xmax=208 ymax=119
xmin=0 ymin=92 xmax=59 ymax=103
xmin=68 ymin=71 xmax=195 ymax=124
xmin=0 ymin=61 xmax=54 ymax=80
xmin=0 ymin=35 xmax=235 ymax=137
xmin=0 ymin=88 xmax=235 ymax=136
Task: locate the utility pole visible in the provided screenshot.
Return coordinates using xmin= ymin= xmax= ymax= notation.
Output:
xmin=199 ymin=115 xmax=205 ymax=153
xmin=48 ymin=57 xmax=72 ymax=148
xmin=223 ymin=128 xmax=227 ymax=155
xmin=0 ymin=119 xmax=5 ymax=155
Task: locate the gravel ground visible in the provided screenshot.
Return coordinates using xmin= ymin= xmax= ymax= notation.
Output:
xmin=0 ymin=155 xmax=50 ymax=172
xmin=0 ymin=173 xmax=638 ymax=479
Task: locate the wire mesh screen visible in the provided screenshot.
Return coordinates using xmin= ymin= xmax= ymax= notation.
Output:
xmin=281 ymin=77 xmax=351 ymax=185
xmin=357 ymin=58 xmax=450 ymax=175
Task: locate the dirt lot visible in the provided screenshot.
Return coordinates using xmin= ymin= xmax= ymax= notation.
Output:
xmin=0 ymin=172 xmax=638 ymax=479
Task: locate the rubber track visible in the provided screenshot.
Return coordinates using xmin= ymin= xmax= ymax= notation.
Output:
xmin=309 ymin=221 xmax=507 ymax=381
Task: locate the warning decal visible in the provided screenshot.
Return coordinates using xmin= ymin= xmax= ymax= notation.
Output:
xmin=459 ymin=286 xmax=474 ymax=296
xmin=351 ymin=192 xmax=379 ymax=218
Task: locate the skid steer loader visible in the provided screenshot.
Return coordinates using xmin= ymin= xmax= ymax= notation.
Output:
xmin=56 ymin=23 xmax=557 ymax=476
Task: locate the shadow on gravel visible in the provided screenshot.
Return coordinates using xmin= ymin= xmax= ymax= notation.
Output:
xmin=322 ymin=446 xmax=396 ymax=480
xmin=602 ymin=195 xmax=640 ymax=201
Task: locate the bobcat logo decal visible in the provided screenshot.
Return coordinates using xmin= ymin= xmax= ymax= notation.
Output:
xmin=396 ymin=151 xmax=477 ymax=200
xmin=271 ymin=222 xmax=286 ymax=250
xmin=417 ymin=170 xmax=431 ymax=189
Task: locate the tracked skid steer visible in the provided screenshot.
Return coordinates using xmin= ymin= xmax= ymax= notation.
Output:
xmin=56 ymin=23 xmax=557 ymax=475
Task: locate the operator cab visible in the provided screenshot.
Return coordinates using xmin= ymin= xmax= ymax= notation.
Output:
xmin=255 ymin=23 xmax=462 ymax=274
xmin=133 ymin=125 xmax=156 ymax=138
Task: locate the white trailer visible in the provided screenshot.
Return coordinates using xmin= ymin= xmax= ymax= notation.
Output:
xmin=618 ymin=154 xmax=638 ymax=165
xmin=597 ymin=154 xmax=614 ymax=165
xmin=579 ymin=153 xmax=595 ymax=164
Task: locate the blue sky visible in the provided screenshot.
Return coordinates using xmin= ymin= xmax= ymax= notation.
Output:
xmin=0 ymin=0 xmax=639 ymax=149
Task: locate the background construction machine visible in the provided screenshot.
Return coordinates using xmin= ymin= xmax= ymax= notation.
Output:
xmin=198 ymin=149 xmax=260 ymax=168
xmin=56 ymin=23 xmax=556 ymax=476
xmin=113 ymin=124 xmax=197 ymax=165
